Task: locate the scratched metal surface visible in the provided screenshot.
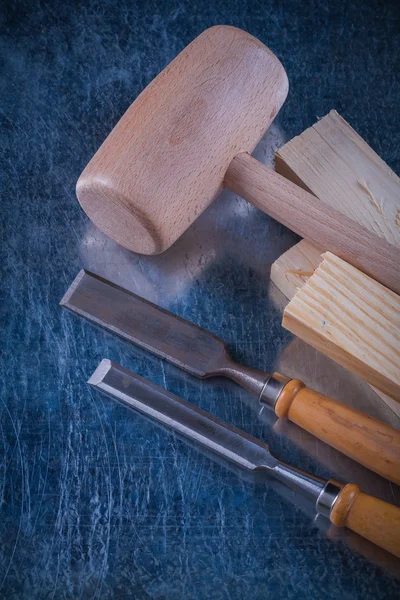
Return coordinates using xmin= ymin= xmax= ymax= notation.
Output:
xmin=1 ymin=1 xmax=400 ymax=598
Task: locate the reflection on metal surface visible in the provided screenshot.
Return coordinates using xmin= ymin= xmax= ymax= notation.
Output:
xmin=90 ymin=359 xmax=400 ymax=575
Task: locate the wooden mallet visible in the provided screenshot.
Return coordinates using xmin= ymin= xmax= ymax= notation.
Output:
xmin=77 ymin=26 xmax=400 ymax=294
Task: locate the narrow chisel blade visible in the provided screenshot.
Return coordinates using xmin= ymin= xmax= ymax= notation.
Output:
xmin=89 ymin=359 xmax=277 ymax=472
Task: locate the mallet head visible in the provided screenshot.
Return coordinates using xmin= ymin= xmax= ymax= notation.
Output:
xmin=77 ymin=26 xmax=288 ymax=254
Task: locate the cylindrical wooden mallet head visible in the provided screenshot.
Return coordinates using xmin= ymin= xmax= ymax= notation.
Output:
xmin=77 ymin=26 xmax=288 ymax=254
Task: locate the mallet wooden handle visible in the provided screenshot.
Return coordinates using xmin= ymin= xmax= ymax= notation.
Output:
xmin=330 ymin=483 xmax=400 ymax=557
xmin=274 ymin=379 xmax=400 ymax=484
xmin=224 ymin=153 xmax=400 ymax=295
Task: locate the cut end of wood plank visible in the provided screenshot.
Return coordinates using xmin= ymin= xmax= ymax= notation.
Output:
xmin=271 ymin=241 xmax=400 ymax=419
xmin=283 ymin=253 xmax=400 ymax=402
xmin=270 ymin=239 xmax=324 ymax=301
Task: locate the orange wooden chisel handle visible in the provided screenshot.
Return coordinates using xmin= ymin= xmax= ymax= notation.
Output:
xmin=274 ymin=380 xmax=400 ymax=484
xmin=330 ymin=483 xmax=400 ymax=558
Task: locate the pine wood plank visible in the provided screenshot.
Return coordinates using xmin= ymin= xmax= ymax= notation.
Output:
xmin=271 ymin=243 xmax=400 ymax=417
xmin=275 ymin=110 xmax=400 ymax=249
xmin=270 ymin=239 xmax=323 ymax=300
xmin=282 ymin=252 xmax=400 ymax=402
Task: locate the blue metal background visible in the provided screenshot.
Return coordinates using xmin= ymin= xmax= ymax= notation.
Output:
xmin=1 ymin=1 xmax=400 ymax=598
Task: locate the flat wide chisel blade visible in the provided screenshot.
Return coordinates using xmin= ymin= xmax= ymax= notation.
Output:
xmin=61 ymin=270 xmax=228 ymax=378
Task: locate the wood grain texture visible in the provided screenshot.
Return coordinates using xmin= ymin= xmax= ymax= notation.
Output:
xmin=275 ymin=110 xmax=400 ymax=249
xmin=330 ymin=484 xmax=400 ymax=558
xmin=283 ymin=252 xmax=400 ymax=402
xmin=275 ymin=380 xmax=400 ymax=484
xmin=273 ymin=113 xmax=400 ymax=414
xmin=271 ymin=242 xmax=400 ymax=418
xmin=77 ymin=26 xmax=288 ymax=254
xmin=78 ymin=32 xmax=400 ymax=296
xmin=274 ymin=110 xmax=400 ymax=293
xmin=225 ymin=153 xmax=400 ymax=294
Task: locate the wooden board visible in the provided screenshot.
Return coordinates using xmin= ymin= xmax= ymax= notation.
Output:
xmin=282 ymin=252 xmax=400 ymax=403
xmin=226 ymin=152 xmax=400 ymax=294
xmin=275 ymin=110 xmax=400 ymax=250
xmin=271 ymin=242 xmax=400 ymax=417
xmin=273 ymin=110 xmax=400 ymax=416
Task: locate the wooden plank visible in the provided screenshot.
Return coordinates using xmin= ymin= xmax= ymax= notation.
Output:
xmin=227 ymin=152 xmax=400 ymax=294
xmin=275 ymin=110 xmax=400 ymax=249
xmin=273 ymin=110 xmax=400 ymax=415
xmin=282 ymin=252 xmax=400 ymax=402
xmin=271 ymin=243 xmax=400 ymax=417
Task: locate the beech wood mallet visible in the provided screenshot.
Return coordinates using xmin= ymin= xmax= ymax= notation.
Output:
xmin=77 ymin=26 xmax=400 ymax=294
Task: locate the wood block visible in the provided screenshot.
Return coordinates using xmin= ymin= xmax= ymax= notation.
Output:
xmin=282 ymin=252 xmax=400 ymax=403
xmin=270 ymin=239 xmax=323 ymax=300
xmin=271 ymin=243 xmax=400 ymax=417
xmin=275 ymin=110 xmax=400 ymax=249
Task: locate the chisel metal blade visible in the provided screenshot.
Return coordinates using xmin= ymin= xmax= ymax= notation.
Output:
xmin=61 ymin=270 xmax=276 ymax=401
xmin=89 ymin=359 xmax=277 ymax=472
xmin=89 ymin=359 xmax=328 ymax=505
xmin=61 ymin=270 xmax=228 ymax=378
xmin=89 ymin=360 xmax=400 ymax=559
xmin=62 ymin=271 xmax=400 ymax=487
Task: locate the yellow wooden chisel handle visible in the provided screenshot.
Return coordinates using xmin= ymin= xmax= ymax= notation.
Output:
xmin=274 ymin=379 xmax=400 ymax=485
xmin=330 ymin=483 xmax=400 ymax=558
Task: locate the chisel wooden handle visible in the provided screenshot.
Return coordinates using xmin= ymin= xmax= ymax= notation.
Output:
xmin=274 ymin=379 xmax=400 ymax=484
xmin=329 ymin=483 xmax=400 ymax=557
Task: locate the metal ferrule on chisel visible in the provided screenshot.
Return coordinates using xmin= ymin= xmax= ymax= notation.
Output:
xmin=258 ymin=374 xmax=291 ymax=409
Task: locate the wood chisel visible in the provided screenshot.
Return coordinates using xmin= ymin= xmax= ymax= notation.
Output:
xmin=89 ymin=359 xmax=400 ymax=558
xmin=61 ymin=270 xmax=400 ymax=484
